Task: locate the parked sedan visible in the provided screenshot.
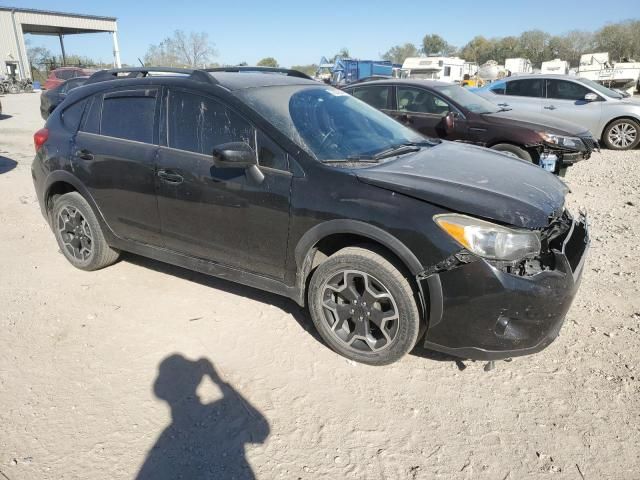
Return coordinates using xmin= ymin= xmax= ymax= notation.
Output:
xmin=473 ymin=75 xmax=640 ymax=150
xmin=40 ymin=77 xmax=89 ymax=120
xmin=44 ymin=67 xmax=95 ymax=90
xmin=343 ymin=79 xmax=596 ymax=175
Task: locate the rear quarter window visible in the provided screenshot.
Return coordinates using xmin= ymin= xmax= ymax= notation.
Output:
xmin=61 ymin=98 xmax=88 ymax=132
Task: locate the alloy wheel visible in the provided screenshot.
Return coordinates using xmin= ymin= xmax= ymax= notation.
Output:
xmin=608 ymin=122 xmax=638 ymax=148
xmin=321 ymin=270 xmax=400 ymax=353
xmin=57 ymin=206 xmax=93 ymax=261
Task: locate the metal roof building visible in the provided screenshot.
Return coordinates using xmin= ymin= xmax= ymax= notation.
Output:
xmin=0 ymin=6 xmax=120 ymax=80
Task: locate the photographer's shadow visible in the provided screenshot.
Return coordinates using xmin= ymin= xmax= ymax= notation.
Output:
xmin=136 ymin=354 xmax=269 ymax=480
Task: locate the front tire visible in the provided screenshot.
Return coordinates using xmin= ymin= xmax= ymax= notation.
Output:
xmin=52 ymin=192 xmax=120 ymax=271
xmin=602 ymin=119 xmax=640 ymax=150
xmin=490 ymin=143 xmax=533 ymax=162
xmin=308 ymin=246 xmax=421 ymax=366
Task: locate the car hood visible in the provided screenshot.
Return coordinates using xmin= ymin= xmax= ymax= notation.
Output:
xmin=480 ymin=110 xmax=588 ymax=136
xmin=355 ymin=142 xmax=568 ymax=229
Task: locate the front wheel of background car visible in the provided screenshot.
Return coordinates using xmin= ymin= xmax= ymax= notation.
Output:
xmin=490 ymin=143 xmax=533 ymax=162
xmin=602 ymin=119 xmax=640 ymax=150
xmin=308 ymin=246 xmax=422 ymax=366
xmin=52 ymin=192 xmax=120 ymax=271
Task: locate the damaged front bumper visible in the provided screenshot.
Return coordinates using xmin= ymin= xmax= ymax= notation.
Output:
xmin=418 ymin=212 xmax=590 ymax=361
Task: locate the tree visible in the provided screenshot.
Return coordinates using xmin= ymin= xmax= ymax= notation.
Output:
xmin=594 ymin=22 xmax=635 ymax=61
xmin=460 ymin=36 xmax=494 ymax=64
xmin=382 ymin=43 xmax=419 ymax=64
xmin=331 ymin=48 xmax=351 ymax=62
xmin=291 ymin=64 xmax=318 ymax=76
xmin=257 ymin=57 xmax=278 ymax=67
xmin=422 ymin=34 xmax=455 ymax=56
xmin=144 ymin=30 xmax=216 ymax=67
xmin=518 ymin=30 xmax=550 ymax=65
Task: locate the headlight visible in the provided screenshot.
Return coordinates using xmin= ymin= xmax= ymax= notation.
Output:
xmin=434 ymin=214 xmax=541 ymax=262
xmin=540 ymin=133 xmax=584 ymax=149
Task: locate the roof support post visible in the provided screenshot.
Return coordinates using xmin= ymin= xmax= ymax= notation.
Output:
xmin=59 ymin=34 xmax=66 ymax=66
xmin=111 ymin=31 xmax=121 ymax=68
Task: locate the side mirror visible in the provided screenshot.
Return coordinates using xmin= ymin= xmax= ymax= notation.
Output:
xmin=212 ymin=142 xmax=257 ymax=168
xmin=584 ymin=92 xmax=599 ymax=102
xmin=444 ymin=112 xmax=456 ymax=132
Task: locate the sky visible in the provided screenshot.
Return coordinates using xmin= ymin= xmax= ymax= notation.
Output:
xmin=9 ymin=0 xmax=640 ymax=67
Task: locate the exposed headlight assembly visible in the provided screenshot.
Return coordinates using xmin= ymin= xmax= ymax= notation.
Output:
xmin=435 ymin=214 xmax=541 ymax=262
xmin=540 ymin=133 xmax=584 ymax=150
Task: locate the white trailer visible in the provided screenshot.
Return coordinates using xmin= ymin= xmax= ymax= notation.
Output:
xmin=541 ymin=59 xmax=570 ymax=75
xmin=400 ymin=56 xmax=466 ymax=83
xmin=505 ymin=58 xmax=532 ymax=74
xmin=578 ymin=52 xmax=640 ymax=95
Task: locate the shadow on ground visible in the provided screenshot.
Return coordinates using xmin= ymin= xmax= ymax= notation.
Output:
xmin=123 ymin=253 xmax=464 ymax=367
xmin=136 ymin=354 xmax=269 ymax=480
xmin=0 ymin=156 xmax=17 ymax=174
xmin=122 ymin=253 xmax=322 ymax=344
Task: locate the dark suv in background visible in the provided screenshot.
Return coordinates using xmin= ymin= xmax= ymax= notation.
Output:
xmin=343 ymin=79 xmax=597 ymax=175
xmin=32 ymin=67 xmax=589 ymax=365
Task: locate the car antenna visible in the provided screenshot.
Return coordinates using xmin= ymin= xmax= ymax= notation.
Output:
xmin=138 ymin=58 xmax=145 ymax=67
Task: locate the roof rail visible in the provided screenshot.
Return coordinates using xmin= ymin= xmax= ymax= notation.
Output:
xmin=204 ymin=66 xmax=312 ymax=80
xmin=85 ymin=67 xmax=218 ymax=85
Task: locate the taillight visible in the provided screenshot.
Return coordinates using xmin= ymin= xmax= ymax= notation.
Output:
xmin=34 ymin=128 xmax=49 ymax=152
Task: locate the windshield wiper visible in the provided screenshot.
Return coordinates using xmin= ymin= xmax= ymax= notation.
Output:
xmin=372 ymin=143 xmax=423 ymax=160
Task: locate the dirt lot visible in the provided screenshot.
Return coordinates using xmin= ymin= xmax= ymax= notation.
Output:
xmin=1 ymin=92 xmax=639 ymax=479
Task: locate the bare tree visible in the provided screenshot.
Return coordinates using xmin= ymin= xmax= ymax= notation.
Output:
xmin=144 ymin=30 xmax=217 ymax=67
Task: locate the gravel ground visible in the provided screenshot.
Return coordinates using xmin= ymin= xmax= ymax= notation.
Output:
xmin=1 ymin=92 xmax=639 ymax=479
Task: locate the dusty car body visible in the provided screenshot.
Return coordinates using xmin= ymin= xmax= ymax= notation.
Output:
xmin=473 ymin=74 xmax=640 ymax=150
xmin=343 ymin=79 xmax=597 ymax=175
xmin=31 ymin=67 xmax=589 ymax=365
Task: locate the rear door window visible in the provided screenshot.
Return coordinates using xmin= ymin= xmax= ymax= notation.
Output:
xmin=100 ymin=89 xmax=158 ymax=143
xmin=168 ymin=90 xmax=255 ymax=155
xmin=505 ymin=79 xmax=543 ymax=98
xmin=546 ymin=80 xmax=592 ymax=101
xmin=80 ymin=95 xmax=101 ymax=134
xmin=351 ymin=86 xmax=392 ymax=110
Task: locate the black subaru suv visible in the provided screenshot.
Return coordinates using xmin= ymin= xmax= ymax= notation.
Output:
xmin=32 ymin=67 xmax=589 ymax=365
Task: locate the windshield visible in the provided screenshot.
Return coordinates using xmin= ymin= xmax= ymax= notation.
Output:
xmin=236 ymin=85 xmax=428 ymax=161
xmin=577 ymin=77 xmax=623 ymax=99
xmin=433 ymin=85 xmax=501 ymax=113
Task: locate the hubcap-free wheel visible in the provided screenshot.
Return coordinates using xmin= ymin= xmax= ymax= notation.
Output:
xmin=321 ymin=270 xmax=399 ymax=353
xmin=607 ymin=121 xmax=638 ymax=149
xmin=51 ymin=192 xmax=120 ymax=271
xmin=308 ymin=246 xmax=422 ymax=365
xmin=57 ymin=206 xmax=93 ymax=261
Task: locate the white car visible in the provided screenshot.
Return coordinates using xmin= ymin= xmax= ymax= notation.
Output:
xmin=473 ymin=75 xmax=640 ymax=150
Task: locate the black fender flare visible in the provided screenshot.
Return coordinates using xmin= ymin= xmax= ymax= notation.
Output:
xmin=294 ymin=218 xmax=423 ymax=284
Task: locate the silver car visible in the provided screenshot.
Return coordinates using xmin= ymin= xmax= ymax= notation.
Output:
xmin=473 ymin=75 xmax=640 ymax=150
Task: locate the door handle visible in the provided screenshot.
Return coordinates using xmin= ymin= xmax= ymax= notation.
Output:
xmin=498 ymin=103 xmax=510 ymax=107
xmin=75 ymin=148 xmax=94 ymax=160
xmin=544 ymin=105 xmax=557 ymax=110
xmin=157 ymin=169 xmax=184 ymax=184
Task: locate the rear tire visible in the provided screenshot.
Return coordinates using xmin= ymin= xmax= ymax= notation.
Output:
xmin=52 ymin=192 xmax=120 ymax=271
xmin=602 ymin=118 xmax=640 ymax=150
xmin=490 ymin=143 xmax=533 ymax=162
xmin=308 ymin=246 xmax=421 ymax=366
